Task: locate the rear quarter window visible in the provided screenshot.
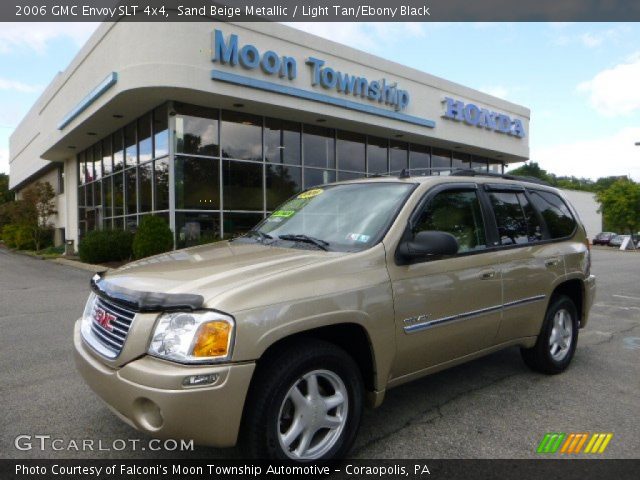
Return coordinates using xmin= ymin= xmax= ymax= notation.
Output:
xmin=528 ymin=190 xmax=576 ymax=239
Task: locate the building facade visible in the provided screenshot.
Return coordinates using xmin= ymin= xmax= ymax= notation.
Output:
xmin=9 ymin=21 xmax=531 ymax=249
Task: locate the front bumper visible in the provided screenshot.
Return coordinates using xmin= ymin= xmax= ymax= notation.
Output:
xmin=582 ymin=274 xmax=596 ymax=328
xmin=73 ymin=320 xmax=255 ymax=447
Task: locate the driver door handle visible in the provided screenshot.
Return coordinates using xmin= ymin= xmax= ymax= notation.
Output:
xmin=480 ymin=269 xmax=496 ymax=280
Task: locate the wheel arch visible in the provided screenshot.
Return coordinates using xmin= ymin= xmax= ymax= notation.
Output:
xmin=253 ymin=322 xmax=379 ymax=397
xmin=550 ymin=278 xmax=585 ymax=327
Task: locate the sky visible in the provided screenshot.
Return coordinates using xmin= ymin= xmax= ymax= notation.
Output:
xmin=1 ymin=22 xmax=640 ymax=180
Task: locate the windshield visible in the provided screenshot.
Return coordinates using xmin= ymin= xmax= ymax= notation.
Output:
xmin=245 ymin=182 xmax=414 ymax=252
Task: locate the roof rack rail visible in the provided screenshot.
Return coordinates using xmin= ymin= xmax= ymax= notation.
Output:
xmin=449 ymin=169 xmax=551 ymax=186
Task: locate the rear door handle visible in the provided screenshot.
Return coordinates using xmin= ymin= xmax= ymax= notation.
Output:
xmin=480 ymin=269 xmax=496 ymax=280
xmin=545 ymin=257 xmax=561 ymax=267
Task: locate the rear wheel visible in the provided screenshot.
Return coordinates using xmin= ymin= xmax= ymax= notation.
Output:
xmin=240 ymin=339 xmax=364 ymax=460
xmin=521 ymin=295 xmax=579 ymax=374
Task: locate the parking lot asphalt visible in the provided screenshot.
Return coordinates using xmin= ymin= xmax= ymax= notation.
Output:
xmin=0 ymin=247 xmax=638 ymax=459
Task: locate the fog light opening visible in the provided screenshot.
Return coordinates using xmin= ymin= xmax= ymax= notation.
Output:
xmin=133 ymin=398 xmax=163 ymax=431
xmin=182 ymin=373 xmax=219 ymax=387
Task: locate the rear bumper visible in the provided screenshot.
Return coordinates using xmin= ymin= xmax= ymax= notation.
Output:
xmin=73 ymin=320 xmax=255 ymax=447
xmin=582 ymin=274 xmax=596 ymax=328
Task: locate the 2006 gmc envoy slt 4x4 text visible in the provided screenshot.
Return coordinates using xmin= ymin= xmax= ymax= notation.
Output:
xmin=74 ymin=170 xmax=595 ymax=461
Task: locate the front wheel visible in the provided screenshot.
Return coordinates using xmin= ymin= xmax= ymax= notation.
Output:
xmin=521 ymin=295 xmax=579 ymax=374
xmin=240 ymin=339 xmax=364 ymax=460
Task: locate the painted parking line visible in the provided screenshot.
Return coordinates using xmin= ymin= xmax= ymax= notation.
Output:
xmin=612 ymin=294 xmax=640 ymax=301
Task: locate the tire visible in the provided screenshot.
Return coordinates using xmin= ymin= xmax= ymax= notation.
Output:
xmin=521 ymin=295 xmax=579 ymax=374
xmin=240 ymin=339 xmax=364 ymax=461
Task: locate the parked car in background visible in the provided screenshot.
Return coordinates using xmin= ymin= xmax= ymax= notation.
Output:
xmin=609 ymin=235 xmax=625 ymax=247
xmin=593 ymin=232 xmax=617 ymax=246
xmin=609 ymin=234 xmax=640 ymax=248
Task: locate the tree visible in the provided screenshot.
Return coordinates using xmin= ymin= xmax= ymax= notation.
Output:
xmin=0 ymin=173 xmax=10 ymax=205
xmin=508 ymin=162 xmax=554 ymax=184
xmin=596 ymin=179 xmax=640 ymax=234
xmin=20 ymin=181 xmax=57 ymax=251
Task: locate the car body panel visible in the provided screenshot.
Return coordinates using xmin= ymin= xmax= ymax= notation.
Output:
xmin=74 ymin=174 xmax=596 ymax=448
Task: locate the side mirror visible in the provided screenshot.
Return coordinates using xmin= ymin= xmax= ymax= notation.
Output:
xmin=397 ymin=231 xmax=459 ymax=264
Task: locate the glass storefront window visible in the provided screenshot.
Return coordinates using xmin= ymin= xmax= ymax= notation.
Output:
xmin=139 ymin=161 xmax=153 ymax=212
xmin=154 ymin=158 xmax=170 ymax=211
xmin=265 ymin=118 xmax=301 ymax=165
xmin=74 ymin=101 xmax=513 ymax=249
xmin=113 ymin=172 xmax=124 ymax=217
xmin=266 ymin=164 xmax=301 ymax=210
xmin=138 ymin=113 xmax=153 ymax=163
xmin=221 ymin=111 xmax=262 ymax=161
xmin=488 ymin=160 xmax=503 ymax=174
xmin=84 ymin=150 xmax=94 ymax=183
xmin=125 ymin=215 xmax=138 ymax=232
xmin=94 ymin=180 xmax=102 ymax=208
xmin=78 ymin=152 xmax=85 ymax=185
xmin=175 ymin=156 xmax=219 ymax=210
xmin=452 ymin=152 xmax=470 ymax=172
xmin=154 ymin=105 xmax=169 ymax=158
xmin=223 ymin=212 xmax=264 ymax=239
xmin=176 ymin=212 xmax=220 ymax=248
xmin=175 ymin=104 xmax=219 ymax=157
xmin=337 ymin=171 xmax=365 ymax=181
xmin=390 ymin=141 xmax=408 ymax=173
xmin=432 ymin=148 xmax=451 ymax=176
xmin=113 ymin=131 xmax=124 ymax=171
xmin=471 ymin=156 xmax=488 ymax=172
xmin=222 ymin=160 xmax=263 ymax=211
xmin=93 ymin=143 xmax=102 ymax=180
xmin=125 ymin=167 xmax=137 ymax=214
xmin=102 ymin=137 xmax=113 ymax=175
xmin=86 ymin=183 xmax=94 ymax=208
xmin=367 ymin=137 xmax=388 ymax=174
xmin=337 ymin=131 xmax=365 ymax=172
xmin=77 ymin=186 xmax=86 ymax=207
xmin=305 ymin=168 xmax=335 ymax=188
xmin=303 ymin=124 xmax=335 ymax=169
xmin=103 ymin=176 xmax=112 ymax=218
xmin=409 ymin=144 xmax=430 ymax=174
xmin=124 ymin=122 xmax=137 ymax=166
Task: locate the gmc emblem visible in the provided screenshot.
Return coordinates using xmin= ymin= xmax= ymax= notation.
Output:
xmin=94 ymin=307 xmax=116 ymax=331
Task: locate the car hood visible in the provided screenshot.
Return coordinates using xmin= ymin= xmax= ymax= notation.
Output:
xmin=98 ymin=241 xmax=333 ymax=309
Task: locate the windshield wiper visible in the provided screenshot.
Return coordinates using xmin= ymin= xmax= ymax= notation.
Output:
xmin=278 ymin=234 xmax=330 ymax=251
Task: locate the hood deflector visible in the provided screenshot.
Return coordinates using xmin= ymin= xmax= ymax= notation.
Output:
xmin=90 ymin=273 xmax=204 ymax=312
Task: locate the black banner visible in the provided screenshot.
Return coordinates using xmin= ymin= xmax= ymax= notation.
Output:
xmin=2 ymin=459 xmax=640 ymax=480
xmin=3 ymin=0 xmax=640 ymax=22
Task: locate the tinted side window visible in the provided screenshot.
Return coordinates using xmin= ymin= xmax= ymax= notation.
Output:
xmin=415 ymin=190 xmax=486 ymax=253
xmin=519 ymin=193 xmax=544 ymax=242
xmin=529 ymin=190 xmax=576 ymax=238
xmin=489 ymin=191 xmax=542 ymax=245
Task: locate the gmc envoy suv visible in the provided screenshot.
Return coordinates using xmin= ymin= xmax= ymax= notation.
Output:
xmin=74 ymin=171 xmax=595 ymax=461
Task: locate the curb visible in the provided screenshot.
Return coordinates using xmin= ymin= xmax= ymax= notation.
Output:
xmin=50 ymin=257 xmax=110 ymax=273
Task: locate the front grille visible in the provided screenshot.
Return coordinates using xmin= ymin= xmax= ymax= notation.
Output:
xmin=89 ymin=296 xmax=136 ymax=357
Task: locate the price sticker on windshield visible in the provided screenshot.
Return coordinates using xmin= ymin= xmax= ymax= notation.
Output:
xmin=298 ymin=188 xmax=323 ymax=199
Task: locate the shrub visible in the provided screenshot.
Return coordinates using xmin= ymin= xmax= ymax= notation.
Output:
xmin=14 ymin=225 xmax=36 ymax=250
xmin=79 ymin=230 xmax=133 ymax=264
xmin=133 ymin=216 xmax=174 ymax=259
xmin=39 ymin=245 xmax=65 ymax=255
xmin=2 ymin=224 xmax=19 ymax=248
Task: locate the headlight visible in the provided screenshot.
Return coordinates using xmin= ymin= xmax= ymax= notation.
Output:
xmin=148 ymin=311 xmax=234 ymax=364
xmin=80 ymin=292 xmax=98 ymax=332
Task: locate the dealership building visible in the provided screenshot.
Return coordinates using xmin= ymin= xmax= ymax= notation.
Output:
xmin=9 ymin=21 xmax=531 ymax=249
